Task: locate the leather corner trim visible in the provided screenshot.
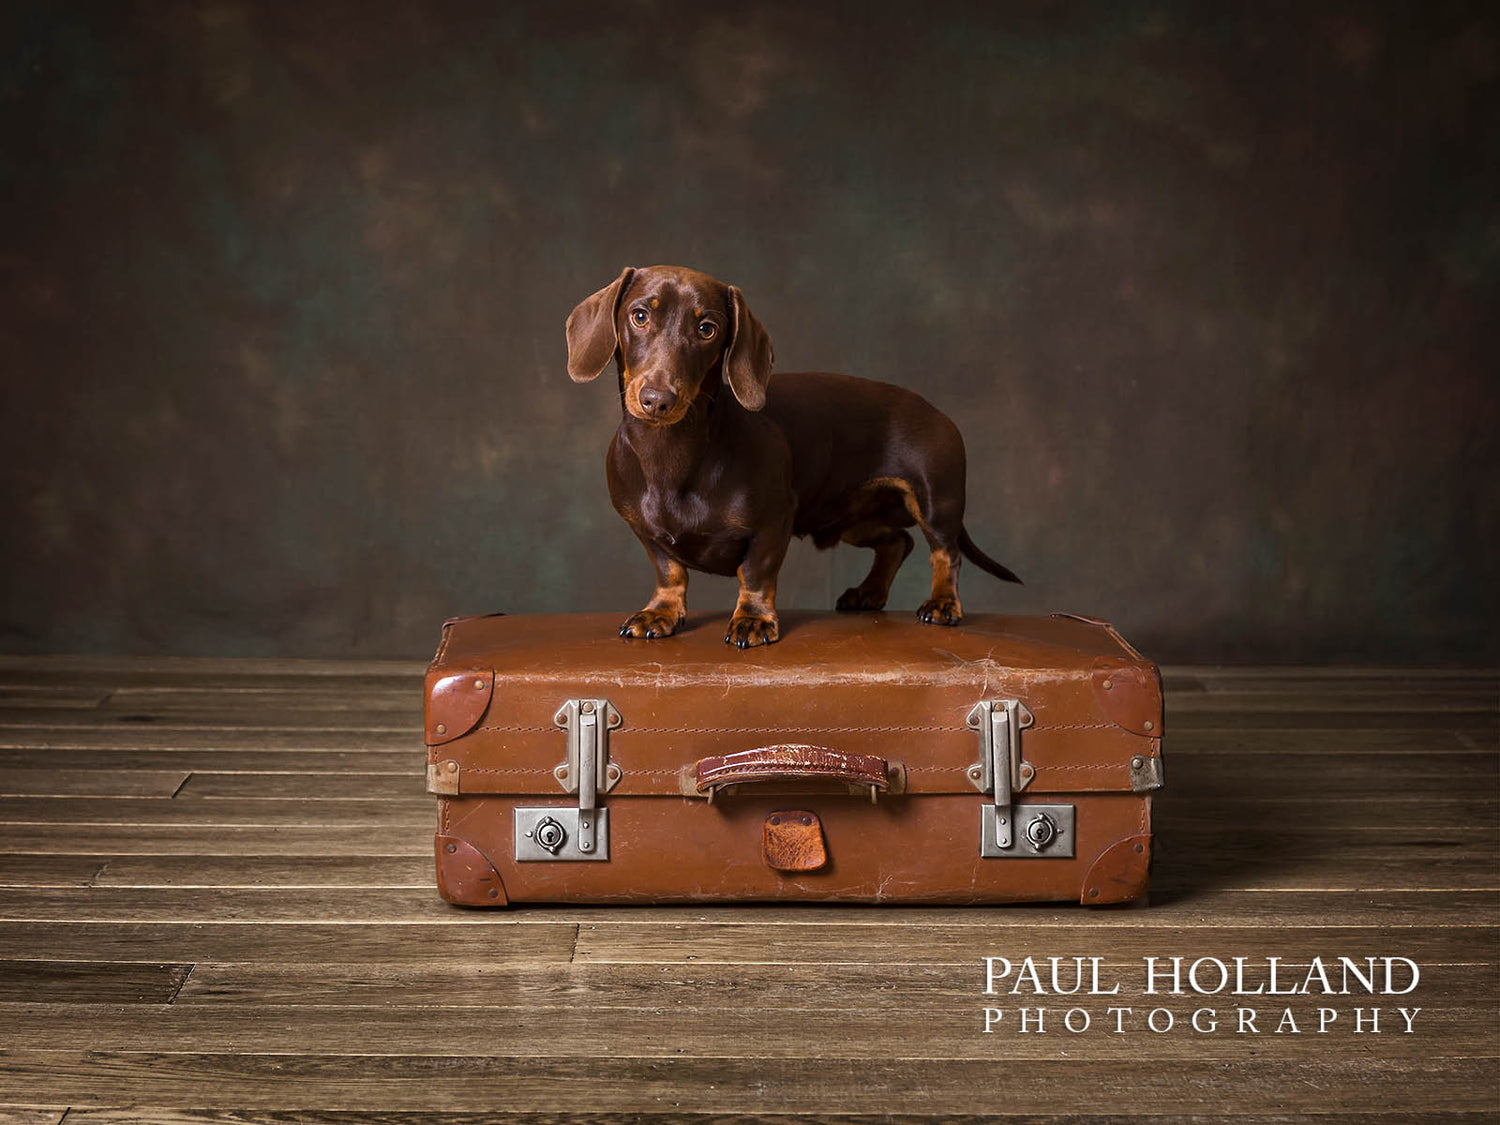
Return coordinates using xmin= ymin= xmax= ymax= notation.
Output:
xmin=426 ymin=669 xmax=495 ymax=745
xmin=435 ymin=834 xmax=508 ymax=906
xmin=763 ymin=810 xmax=827 ymax=872
xmin=1081 ymin=834 xmax=1151 ymax=905
xmin=1091 ymin=660 xmax=1163 ymax=738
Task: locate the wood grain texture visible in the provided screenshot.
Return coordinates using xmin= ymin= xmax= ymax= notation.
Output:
xmin=0 ymin=655 xmax=425 ymax=678
xmin=0 ymin=857 xmax=103 ymax=887
xmin=0 ymin=825 xmax=431 ymax=856
xmin=1165 ymin=688 xmax=1500 ymax=712
xmin=173 ymin=772 xmax=423 ymax=800
xmin=99 ymin=688 xmax=423 ymax=714
xmin=0 ymin=919 xmax=1489 ymax=966
xmin=0 ymin=709 xmax=418 ymax=732
xmin=1166 ymin=708 xmax=1497 ymax=731
xmin=0 ymin=959 xmax=192 ymax=1004
xmin=0 ymin=749 xmax=424 ymax=772
xmin=0 ymin=728 xmax=419 ymax=751
xmin=22 ymin=841 xmax=1482 ymax=891
xmin=165 ymin=958 xmax=1496 ymax=1009
xmin=0 ymin=684 xmax=109 ymax=708
xmin=1 ymin=1055 xmax=1496 ymax=1114
xmin=0 ymin=887 xmax=1493 ymax=926
xmin=0 ymin=1001 xmax=1486 ymax=1057
xmin=0 ymin=1109 xmax=66 ymax=1125
xmin=0 ymin=769 xmax=191 ymax=798
xmin=0 ymin=798 xmax=432 ymax=827
xmin=89 ymin=856 xmax=433 ymax=888
xmin=568 ymin=917 xmax=1500 ymax=963
xmin=0 ymin=658 xmax=1492 ymax=1120
xmin=0 ymin=921 xmax=580 ymax=964
xmin=34 ymin=1114 xmax=1500 ymax=1125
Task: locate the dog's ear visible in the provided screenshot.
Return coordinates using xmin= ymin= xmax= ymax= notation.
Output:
xmin=565 ymin=267 xmax=635 ymax=383
xmin=723 ymin=285 xmax=774 ymax=410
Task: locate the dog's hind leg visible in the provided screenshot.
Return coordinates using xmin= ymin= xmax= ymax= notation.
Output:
xmin=916 ymin=542 xmax=963 ymax=625
xmin=907 ymin=492 xmax=967 ymax=626
xmin=835 ymin=524 xmax=915 ymax=612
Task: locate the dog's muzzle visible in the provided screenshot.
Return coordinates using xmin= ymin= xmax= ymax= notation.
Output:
xmin=633 ymin=382 xmax=679 ymax=420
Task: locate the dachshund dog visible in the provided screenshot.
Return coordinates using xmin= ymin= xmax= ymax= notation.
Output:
xmin=566 ymin=265 xmax=1021 ymax=648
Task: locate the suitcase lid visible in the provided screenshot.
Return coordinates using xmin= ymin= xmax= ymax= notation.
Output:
xmin=425 ymin=611 xmax=1162 ymax=800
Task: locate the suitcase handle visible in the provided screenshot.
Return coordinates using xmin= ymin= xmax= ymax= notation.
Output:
xmin=693 ymin=745 xmax=891 ymax=802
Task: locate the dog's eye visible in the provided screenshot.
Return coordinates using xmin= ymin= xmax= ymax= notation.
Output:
xmin=697 ymin=321 xmax=717 ymax=341
xmin=631 ymin=308 xmax=649 ymax=327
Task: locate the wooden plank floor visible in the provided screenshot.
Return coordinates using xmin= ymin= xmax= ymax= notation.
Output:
xmin=0 ymin=656 xmax=1494 ymax=1121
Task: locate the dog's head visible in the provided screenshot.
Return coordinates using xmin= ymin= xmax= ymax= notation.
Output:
xmin=566 ymin=265 xmax=774 ymax=424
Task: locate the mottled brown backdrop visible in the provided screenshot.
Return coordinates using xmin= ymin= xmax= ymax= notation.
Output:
xmin=2 ymin=1 xmax=1495 ymax=661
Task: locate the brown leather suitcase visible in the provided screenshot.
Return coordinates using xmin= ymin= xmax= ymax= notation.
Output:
xmin=425 ymin=611 xmax=1163 ymax=906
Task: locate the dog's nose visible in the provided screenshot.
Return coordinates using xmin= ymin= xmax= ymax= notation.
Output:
xmin=637 ymin=385 xmax=678 ymax=417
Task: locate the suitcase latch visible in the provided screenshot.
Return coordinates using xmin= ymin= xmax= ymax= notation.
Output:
xmin=967 ymin=698 xmax=1075 ymax=859
xmin=513 ymin=698 xmax=621 ymax=862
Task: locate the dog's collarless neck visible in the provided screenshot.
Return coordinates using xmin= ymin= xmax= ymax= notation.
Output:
xmin=619 ymin=377 xmax=732 ymax=487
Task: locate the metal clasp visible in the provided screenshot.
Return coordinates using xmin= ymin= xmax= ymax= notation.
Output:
xmin=514 ymin=698 xmax=620 ymax=862
xmin=966 ymin=698 xmax=1074 ymax=859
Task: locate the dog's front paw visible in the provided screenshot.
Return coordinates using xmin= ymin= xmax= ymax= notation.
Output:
xmin=836 ymin=586 xmax=887 ymax=612
xmin=725 ymin=612 xmax=780 ymax=648
xmin=619 ymin=608 xmax=684 ymax=639
xmin=916 ymin=597 xmax=963 ymax=626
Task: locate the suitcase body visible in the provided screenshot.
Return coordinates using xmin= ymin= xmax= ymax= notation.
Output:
xmin=425 ymin=611 xmax=1163 ymax=907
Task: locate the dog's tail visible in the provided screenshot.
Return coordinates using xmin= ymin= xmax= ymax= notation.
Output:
xmin=960 ymin=528 xmax=1023 ymax=585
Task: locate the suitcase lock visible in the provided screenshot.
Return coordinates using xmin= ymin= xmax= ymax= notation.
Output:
xmin=514 ymin=698 xmax=621 ymax=862
xmin=967 ymin=698 xmax=1075 ymax=859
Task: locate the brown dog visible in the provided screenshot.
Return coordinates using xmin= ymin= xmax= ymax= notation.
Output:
xmin=566 ymin=265 xmax=1021 ymax=647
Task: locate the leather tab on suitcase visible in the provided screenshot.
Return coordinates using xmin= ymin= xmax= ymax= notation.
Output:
xmin=763 ymin=810 xmax=827 ymax=872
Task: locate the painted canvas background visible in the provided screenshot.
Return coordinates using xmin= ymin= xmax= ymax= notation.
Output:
xmin=2 ymin=1 xmax=1495 ymax=661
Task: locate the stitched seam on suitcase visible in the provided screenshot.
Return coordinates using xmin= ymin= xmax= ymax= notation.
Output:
xmin=474 ymin=732 xmax=1122 ymax=741
xmin=900 ymin=764 xmax=1125 ymax=772
xmin=458 ymin=764 xmax=1129 ymax=775
xmin=480 ymin=726 xmax=948 ymax=735
xmin=462 ymin=766 xmax=686 ymax=775
xmin=478 ymin=724 xmax=1102 ymax=733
